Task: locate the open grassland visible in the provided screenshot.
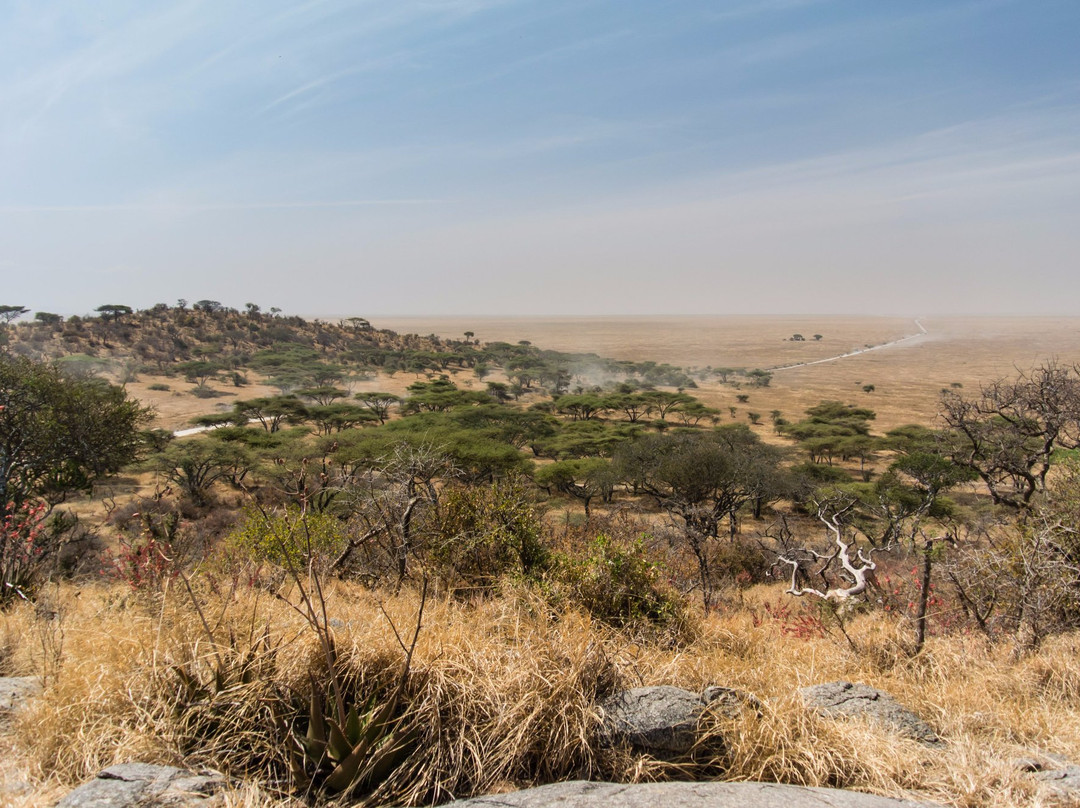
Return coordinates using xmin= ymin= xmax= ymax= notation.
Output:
xmin=371 ymin=315 xmax=921 ymax=370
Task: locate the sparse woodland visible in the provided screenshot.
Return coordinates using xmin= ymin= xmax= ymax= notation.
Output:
xmin=2 ymin=303 xmax=1080 ymax=807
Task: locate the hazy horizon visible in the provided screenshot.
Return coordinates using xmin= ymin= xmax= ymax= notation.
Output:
xmin=3 ymin=2 xmax=1079 ymax=317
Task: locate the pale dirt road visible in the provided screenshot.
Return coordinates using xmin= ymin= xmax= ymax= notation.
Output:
xmin=770 ymin=319 xmax=927 ymax=372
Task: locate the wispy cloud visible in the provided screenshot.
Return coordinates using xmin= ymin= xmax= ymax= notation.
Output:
xmin=1 ymin=2 xmax=210 ymax=133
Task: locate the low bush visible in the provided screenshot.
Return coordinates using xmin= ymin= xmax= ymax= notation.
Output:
xmin=223 ymin=505 xmax=348 ymax=571
xmin=428 ymin=478 xmax=548 ymax=594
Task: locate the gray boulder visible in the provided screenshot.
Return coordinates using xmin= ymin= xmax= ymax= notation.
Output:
xmin=799 ymin=682 xmax=941 ymax=745
xmin=55 ymin=763 xmax=224 ymax=808
xmin=598 ymin=686 xmax=752 ymax=756
xmin=442 ymin=780 xmax=942 ymax=807
xmin=0 ymin=676 xmax=40 ymax=719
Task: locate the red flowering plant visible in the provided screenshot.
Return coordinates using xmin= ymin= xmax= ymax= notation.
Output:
xmin=1 ymin=500 xmax=50 ymax=604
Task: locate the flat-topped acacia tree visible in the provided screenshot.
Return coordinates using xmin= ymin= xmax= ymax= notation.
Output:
xmin=0 ymin=305 xmax=28 ymax=326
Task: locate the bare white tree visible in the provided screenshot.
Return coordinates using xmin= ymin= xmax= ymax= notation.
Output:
xmin=776 ymin=500 xmax=879 ymax=606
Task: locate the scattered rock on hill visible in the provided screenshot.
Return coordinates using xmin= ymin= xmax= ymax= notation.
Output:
xmin=55 ymin=763 xmax=224 ymax=808
xmin=598 ymin=685 xmax=753 ymax=756
xmin=800 ymin=682 xmax=941 ymax=746
xmin=442 ymin=780 xmax=943 ymax=807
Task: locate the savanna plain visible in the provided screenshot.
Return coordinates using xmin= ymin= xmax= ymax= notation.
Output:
xmin=4 ymin=309 xmax=1080 ymax=808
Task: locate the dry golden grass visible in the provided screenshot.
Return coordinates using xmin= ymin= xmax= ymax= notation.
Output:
xmin=122 ymin=375 xmax=282 ymax=432
xmin=5 ymin=578 xmax=1080 ymax=807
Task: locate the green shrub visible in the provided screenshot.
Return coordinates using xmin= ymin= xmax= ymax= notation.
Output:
xmin=191 ymin=386 xmax=227 ymax=398
xmin=148 ymin=383 xmax=171 ymax=391
xmin=224 ymin=506 xmax=348 ymax=570
xmin=711 ymin=539 xmax=772 ymax=585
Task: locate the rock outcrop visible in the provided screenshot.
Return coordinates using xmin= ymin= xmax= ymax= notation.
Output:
xmin=1012 ymin=753 xmax=1080 ymax=797
xmin=598 ymin=685 xmax=752 ymax=756
xmin=0 ymin=677 xmax=40 ymax=719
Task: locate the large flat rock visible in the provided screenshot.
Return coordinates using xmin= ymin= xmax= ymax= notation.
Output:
xmin=443 ymin=781 xmax=941 ymax=807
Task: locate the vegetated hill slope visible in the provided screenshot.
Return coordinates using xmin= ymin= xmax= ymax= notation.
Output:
xmin=2 ymin=304 xmax=700 ymax=391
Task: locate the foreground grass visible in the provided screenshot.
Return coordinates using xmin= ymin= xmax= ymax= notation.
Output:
xmin=3 ymin=580 xmax=1080 ymax=807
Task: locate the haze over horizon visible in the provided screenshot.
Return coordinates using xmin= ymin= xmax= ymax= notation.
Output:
xmin=3 ymin=1 xmax=1079 ymax=317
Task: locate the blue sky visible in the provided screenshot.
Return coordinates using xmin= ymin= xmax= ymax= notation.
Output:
xmin=2 ymin=0 xmax=1079 ymax=316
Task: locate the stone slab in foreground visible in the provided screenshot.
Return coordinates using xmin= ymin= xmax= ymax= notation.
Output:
xmin=55 ymin=763 xmax=224 ymax=808
xmin=444 ymin=781 xmax=941 ymax=808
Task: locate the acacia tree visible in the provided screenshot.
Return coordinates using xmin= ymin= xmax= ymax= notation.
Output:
xmin=534 ymin=458 xmax=614 ymax=518
xmin=149 ymin=437 xmax=254 ymax=505
xmin=602 ymin=393 xmax=652 ymax=423
xmin=95 ymin=304 xmax=132 ymax=322
xmin=613 ymin=428 xmax=785 ymax=611
xmin=0 ymin=353 xmax=151 ymax=518
xmin=356 ymin=392 xmax=400 ymax=424
xmin=554 ymin=394 xmax=607 ymax=421
xmin=295 ymin=386 xmax=349 ymax=406
xmin=175 ymin=360 xmax=222 ymax=390
xmin=234 ymin=396 xmax=309 ymax=432
xmin=0 ymin=306 xmax=29 ymax=326
xmin=941 ymin=362 xmax=1080 ymax=510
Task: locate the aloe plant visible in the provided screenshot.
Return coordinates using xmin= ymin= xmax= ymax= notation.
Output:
xmin=290 ymin=676 xmax=418 ymax=798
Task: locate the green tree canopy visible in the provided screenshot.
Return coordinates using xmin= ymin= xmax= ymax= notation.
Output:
xmin=355 ymin=391 xmax=401 ymax=424
xmin=95 ymin=304 xmax=132 ymax=321
xmin=0 ymin=306 xmax=29 ymax=327
xmin=402 ymin=377 xmax=488 ymax=413
xmin=233 ymin=396 xmax=310 ymax=432
xmin=613 ymin=427 xmax=785 ymax=537
xmin=534 ymin=458 xmax=615 ymax=517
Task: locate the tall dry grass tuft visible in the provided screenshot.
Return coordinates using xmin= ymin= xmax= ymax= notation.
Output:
xmin=7 ymin=579 xmax=1080 ymax=807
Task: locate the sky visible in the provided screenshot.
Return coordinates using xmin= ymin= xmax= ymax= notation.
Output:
xmin=2 ymin=0 xmax=1079 ymax=317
